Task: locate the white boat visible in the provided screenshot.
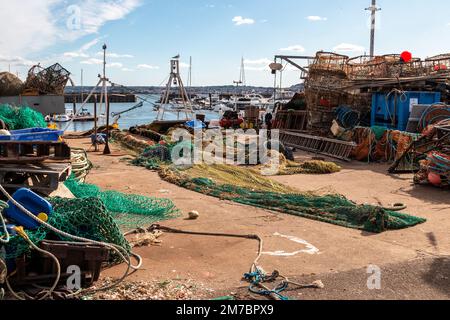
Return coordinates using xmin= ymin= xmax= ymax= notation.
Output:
xmin=213 ymin=103 xmax=233 ymax=114
xmin=52 ymin=114 xmax=71 ymax=122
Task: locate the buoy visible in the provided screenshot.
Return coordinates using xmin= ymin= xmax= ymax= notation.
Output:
xmin=400 ymin=51 xmax=413 ymax=63
xmin=0 ymin=129 xmax=11 ymax=136
xmin=188 ymin=210 xmax=200 ymax=220
xmin=428 ymin=172 xmax=442 ymax=186
xmin=37 ymin=212 xmax=49 ymax=223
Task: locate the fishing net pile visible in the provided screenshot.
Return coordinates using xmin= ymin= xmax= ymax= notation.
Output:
xmin=64 ymin=176 xmax=179 ymax=229
xmin=159 ymin=164 xmax=425 ymax=233
xmin=0 ymin=104 xmax=47 ymax=130
xmin=1 ymin=176 xmax=179 ymax=260
xmin=115 ymin=126 xmax=424 ymax=233
xmin=1 ymin=198 xmax=130 ymax=261
xmin=351 ymin=126 xmax=420 ymax=162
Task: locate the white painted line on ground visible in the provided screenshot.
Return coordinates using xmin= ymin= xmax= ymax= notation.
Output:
xmin=262 ymin=232 xmax=320 ymax=257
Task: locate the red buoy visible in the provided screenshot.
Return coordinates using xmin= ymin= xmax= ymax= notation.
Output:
xmin=400 ymin=51 xmax=413 ymax=63
xmin=428 ymin=172 xmax=442 ymax=186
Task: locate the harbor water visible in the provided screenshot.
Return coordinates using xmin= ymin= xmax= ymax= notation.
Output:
xmin=61 ymin=102 xmax=220 ymax=132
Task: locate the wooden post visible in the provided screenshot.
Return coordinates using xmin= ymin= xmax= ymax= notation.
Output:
xmin=103 ymin=98 xmax=111 ymax=155
xmin=72 ymin=95 xmax=77 ymax=116
xmin=94 ymin=95 xmax=98 ymax=151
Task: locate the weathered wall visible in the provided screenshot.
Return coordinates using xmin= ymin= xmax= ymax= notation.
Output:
xmin=0 ymin=95 xmax=65 ymax=115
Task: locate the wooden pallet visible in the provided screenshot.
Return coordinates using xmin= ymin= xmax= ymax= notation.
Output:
xmin=0 ymin=141 xmax=71 ymax=163
xmin=280 ymin=131 xmax=356 ymax=161
xmin=0 ymin=162 xmax=71 ymax=193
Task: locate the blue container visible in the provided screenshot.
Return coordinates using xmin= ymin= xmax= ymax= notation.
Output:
xmin=0 ymin=128 xmax=64 ymax=142
xmin=185 ymin=120 xmax=206 ymax=130
xmin=371 ymin=91 xmax=441 ymax=131
xmin=3 ymin=188 xmax=52 ymax=230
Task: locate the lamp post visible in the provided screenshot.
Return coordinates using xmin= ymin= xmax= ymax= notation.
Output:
xmin=233 ymin=80 xmax=242 ymax=112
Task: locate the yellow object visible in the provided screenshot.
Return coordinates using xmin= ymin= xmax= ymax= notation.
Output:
xmin=37 ymin=212 xmax=49 ymax=223
xmin=48 ymin=123 xmax=58 ymax=130
xmin=14 ymin=226 xmax=29 ymax=240
xmin=112 ymin=123 xmax=119 ymax=130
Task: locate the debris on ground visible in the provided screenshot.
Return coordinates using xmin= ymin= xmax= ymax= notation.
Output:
xmin=86 ymin=278 xmax=213 ymax=300
xmin=128 ymin=229 xmax=163 ymax=248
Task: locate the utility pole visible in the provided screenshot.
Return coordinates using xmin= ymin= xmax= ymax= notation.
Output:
xmin=365 ymin=0 xmax=381 ymax=58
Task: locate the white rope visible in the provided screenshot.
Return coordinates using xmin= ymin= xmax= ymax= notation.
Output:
xmin=0 ymin=183 xmax=143 ymax=298
xmin=5 ymin=232 xmax=61 ymax=301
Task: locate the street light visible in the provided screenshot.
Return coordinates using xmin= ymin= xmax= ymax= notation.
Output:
xmin=233 ymin=80 xmax=242 ymax=111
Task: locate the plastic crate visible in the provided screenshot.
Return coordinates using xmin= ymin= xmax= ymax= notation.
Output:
xmin=39 ymin=241 xmax=109 ymax=287
xmin=0 ymin=128 xmax=63 ymax=142
xmin=9 ymin=240 xmax=110 ymax=288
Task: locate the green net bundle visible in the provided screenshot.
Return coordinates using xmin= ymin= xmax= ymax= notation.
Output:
xmin=159 ymin=165 xmax=426 ymax=233
xmin=1 ymin=198 xmax=130 ymax=261
xmin=64 ymin=176 xmax=179 ymax=229
xmin=0 ymin=104 xmax=47 ymax=130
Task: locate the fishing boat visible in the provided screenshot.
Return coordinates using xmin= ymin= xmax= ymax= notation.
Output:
xmin=72 ymin=108 xmax=101 ymax=122
xmin=52 ymin=114 xmax=71 ymax=122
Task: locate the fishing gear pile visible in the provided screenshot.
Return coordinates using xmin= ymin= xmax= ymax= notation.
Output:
xmin=159 ymin=164 xmax=425 ymax=233
xmin=0 ymin=104 xmax=47 ymax=130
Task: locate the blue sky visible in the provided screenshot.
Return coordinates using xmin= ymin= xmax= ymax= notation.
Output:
xmin=1 ymin=0 xmax=450 ymax=87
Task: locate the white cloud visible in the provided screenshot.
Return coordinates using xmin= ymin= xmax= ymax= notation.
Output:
xmin=244 ymin=58 xmax=272 ymax=65
xmin=80 ymin=58 xmax=103 ymax=65
xmin=243 ymin=58 xmax=271 ymax=71
xmin=80 ymin=38 xmax=102 ymax=52
xmin=137 ymin=64 xmax=159 ymax=70
xmin=279 ymin=45 xmax=306 ymax=53
xmin=0 ymin=1 xmax=141 ymax=57
xmin=108 ymin=62 xmax=123 ymax=68
xmin=333 ymin=43 xmax=365 ymax=53
xmin=307 ymin=16 xmax=327 ymax=21
xmin=232 ymin=16 xmax=255 ymax=26
xmin=121 ymin=67 xmax=134 ymax=72
xmin=0 ymin=55 xmax=36 ymax=67
xmin=96 ymin=52 xmax=134 ymax=58
xmin=67 ymin=0 xmax=142 ymax=38
xmin=63 ymin=52 xmax=89 ymax=58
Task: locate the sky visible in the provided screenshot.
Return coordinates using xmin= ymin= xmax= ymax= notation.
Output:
xmin=1 ymin=0 xmax=450 ymax=87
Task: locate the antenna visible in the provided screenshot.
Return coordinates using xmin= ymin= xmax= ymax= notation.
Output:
xmin=80 ymin=68 xmax=84 ymax=104
xmin=188 ymin=56 xmax=192 ymax=88
xmin=365 ymin=0 xmax=381 ymax=58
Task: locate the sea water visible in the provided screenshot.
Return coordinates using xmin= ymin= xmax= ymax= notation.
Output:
xmin=60 ymin=102 xmax=220 ymax=132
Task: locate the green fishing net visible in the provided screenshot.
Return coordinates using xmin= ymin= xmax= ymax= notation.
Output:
xmin=1 ymin=177 xmax=179 ymax=260
xmin=64 ymin=176 xmax=179 ymax=229
xmin=1 ymin=198 xmax=130 ymax=261
xmin=160 ymin=166 xmax=426 ymax=233
xmin=0 ymin=104 xmax=47 ymax=130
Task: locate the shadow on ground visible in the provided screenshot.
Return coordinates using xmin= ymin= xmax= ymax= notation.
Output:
xmin=422 ymin=257 xmax=450 ymax=297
